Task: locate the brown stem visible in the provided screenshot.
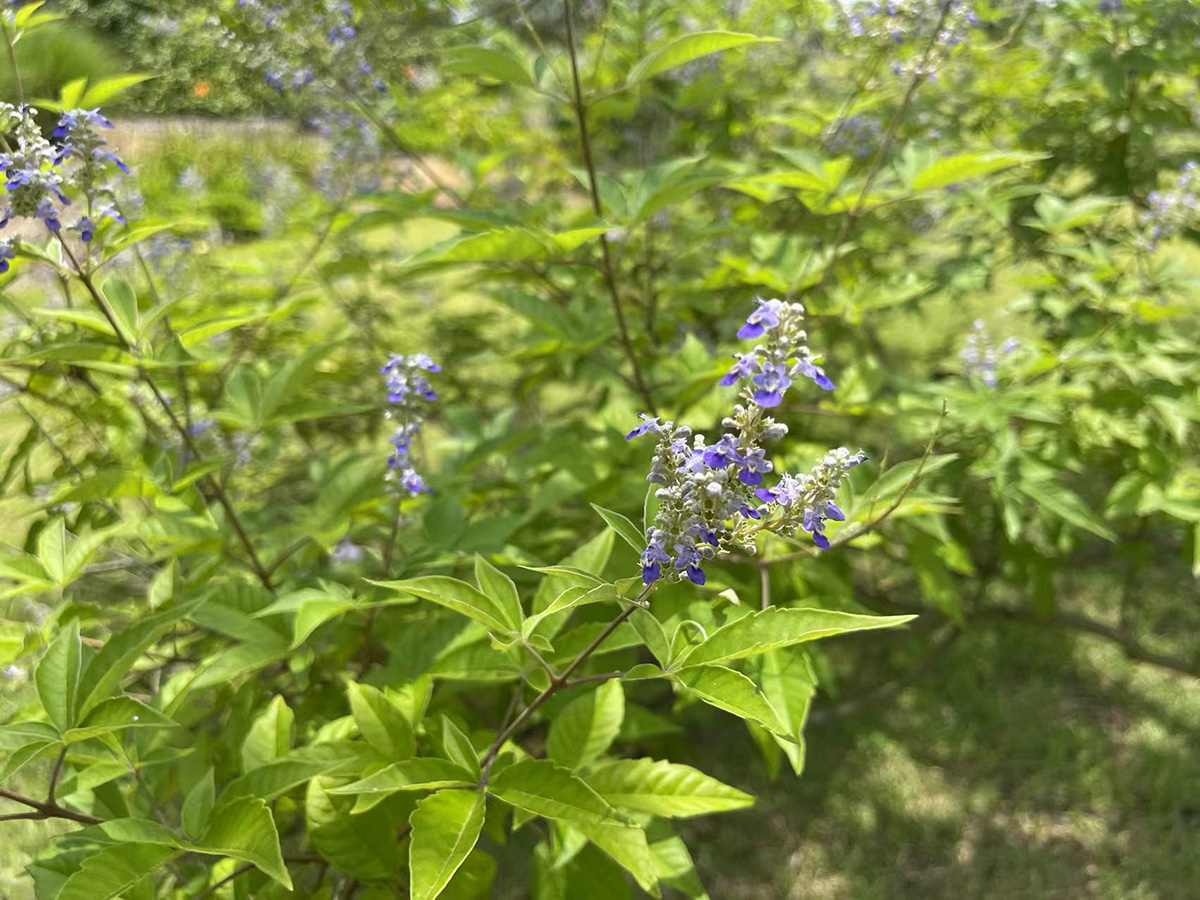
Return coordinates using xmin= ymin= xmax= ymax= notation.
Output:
xmin=0 ymin=787 xmax=103 ymax=826
xmin=480 ymin=583 xmax=655 ymax=774
xmin=56 ymin=238 xmax=274 ymax=591
xmin=562 ymin=0 xmax=656 ymax=414
xmin=45 ymin=748 xmax=67 ymax=805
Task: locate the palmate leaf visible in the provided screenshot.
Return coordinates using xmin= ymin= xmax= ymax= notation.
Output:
xmin=586 ymin=758 xmax=754 ymax=818
xmin=409 ymin=789 xmax=486 ymax=900
xmin=677 ymin=607 xmax=916 ymax=669
xmin=628 ymin=31 xmax=779 ymax=83
xmin=488 ymin=759 xmax=625 ymax=825
xmin=546 ymin=680 xmax=625 ymax=770
xmin=373 ymin=576 xmax=517 ymax=634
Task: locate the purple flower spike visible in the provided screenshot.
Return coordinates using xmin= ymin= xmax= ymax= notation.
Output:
xmin=737 ymin=298 xmax=784 ymax=340
xmin=720 ymin=350 xmax=761 ymax=386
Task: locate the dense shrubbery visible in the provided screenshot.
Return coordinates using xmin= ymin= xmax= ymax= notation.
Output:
xmin=1 ymin=0 xmax=1198 ymax=897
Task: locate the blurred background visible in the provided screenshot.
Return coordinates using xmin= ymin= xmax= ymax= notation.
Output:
xmin=2 ymin=1 xmax=1199 ymax=897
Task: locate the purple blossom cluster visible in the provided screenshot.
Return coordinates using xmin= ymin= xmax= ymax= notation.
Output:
xmin=758 ymin=448 xmax=867 ymax=549
xmin=627 ymin=298 xmax=856 ymax=585
xmin=834 ymin=1 xmax=981 ymax=76
xmin=382 ymin=353 xmax=440 ymax=497
xmin=1139 ymin=161 xmax=1197 ymax=252
xmin=960 ymin=318 xmax=1018 ymax=388
xmin=0 ymin=103 xmax=128 ymax=260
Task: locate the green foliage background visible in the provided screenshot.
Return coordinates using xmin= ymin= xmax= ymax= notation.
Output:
xmin=1 ymin=0 xmax=1199 ymax=897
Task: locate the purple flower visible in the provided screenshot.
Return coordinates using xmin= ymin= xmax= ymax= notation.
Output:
xmin=719 ymin=350 xmax=760 ymax=386
xmin=738 ymin=448 xmax=772 ymax=486
xmin=626 ymin=414 xmax=661 ymax=440
xmin=795 ymin=358 xmax=835 ymax=391
xmin=737 ymin=298 xmax=784 ymax=339
xmin=752 ymin=362 xmax=792 ymax=408
xmin=702 ymin=434 xmax=745 ymax=468
xmin=0 ymin=240 xmax=13 ymax=274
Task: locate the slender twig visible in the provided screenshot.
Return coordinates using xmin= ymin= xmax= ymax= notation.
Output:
xmin=54 ymin=237 xmax=274 ymax=590
xmin=563 ymin=670 xmax=624 ymax=687
xmin=3 ymin=29 xmax=24 ymax=106
xmin=195 ymin=864 xmax=254 ymax=899
xmin=480 ymin=582 xmax=656 ymax=775
xmin=759 ymin=563 xmax=771 ymax=610
xmin=758 ymin=401 xmax=948 ymax=566
xmin=562 ymin=0 xmax=656 ymax=413
xmin=809 ymin=0 xmax=955 ymax=297
xmin=0 ymin=787 xmax=103 ymax=826
xmin=521 ymin=642 xmax=560 ymax=680
xmin=45 ymin=748 xmax=67 ymax=805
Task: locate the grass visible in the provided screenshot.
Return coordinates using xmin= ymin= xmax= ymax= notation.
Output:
xmin=674 ymin=570 xmax=1200 ymax=899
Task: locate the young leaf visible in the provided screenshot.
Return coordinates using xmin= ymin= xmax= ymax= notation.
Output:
xmin=590 ymin=504 xmax=644 ymax=553
xmin=409 ymin=789 xmax=487 ymax=900
xmin=758 ymin=650 xmax=816 ymax=776
xmin=586 ymin=758 xmax=754 ymax=817
xmin=440 ymin=716 xmax=481 ymax=777
xmin=546 ymin=680 xmax=625 ymax=770
xmin=1017 ymin=480 xmax=1117 ymax=541
xmin=444 ymin=46 xmax=534 ymax=87
xmin=573 ymin=821 xmax=661 ymax=897
xmin=36 ymin=618 xmax=82 ymax=731
xmin=673 ymin=665 xmax=790 ymax=737
xmin=183 ymin=769 xmax=216 ymax=839
xmin=54 ymin=843 xmax=176 ymax=900
xmin=475 ymin=555 xmax=524 ymax=628
xmin=63 ymin=697 xmax=177 ymax=743
xmin=76 ymin=601 xmax=199 ymax=717
xmin=192 ymin=798 xmax=292 ymax=889
xmin=37 ymin=519 xmax=68 ymax=584
xmin=306 ymin=776 xmax=403 ymax=879
xmin=628 ymin=31 xmax=779 ymax=84
xmin=678 ymin=607 xmax=916 ymax=669
xmin=488 ymin=759 xmax=624 ymax=825
xmin=101 ymin=276 xmax=140 ymax=342
xmin=241 ymin=696 xmax=294 ymax=773
xmin=348 ymin=682 xmax=416 ymax=759
xmin=328 ymin=758 xmax=477 ymax=796
xmin=373 ymin=576 xmax=517 ymax=634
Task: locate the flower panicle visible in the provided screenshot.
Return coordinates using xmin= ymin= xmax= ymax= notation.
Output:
xmin=382 ymin=353 xmax=440 ymax=497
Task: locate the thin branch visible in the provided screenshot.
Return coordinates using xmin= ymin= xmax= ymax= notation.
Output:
xmin=195 ymin=864 xmax=254 ymax=899
xmin=0 ymin=787 xmax=103 ymax=826
xmin=562 ymin=0 xmax=656 ymax=413
xmin=45 ymin=747 xmax=67 ymax=805
xmin=480 ymin=582 xmax=656 ymax=775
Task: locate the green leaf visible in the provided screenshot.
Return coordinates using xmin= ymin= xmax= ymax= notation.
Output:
xmin=573 ymin=821 xmax=661 ymax=897
xmin=591 ymin=505 xmax=644 ymax=553
xmin=630 ymin=610 xmax=672 ymax=668
xmin=0 ymin=740 xmax=59 ymax=782
xmin=183 ymin=769 xmax=216 ymax=839
xmin=474 ymin=555 xmax=524 ymax=629
xmin=306 ymin=776 xmax=402 ymax=880
xmin=63 ymin=697 xmax=177 ymax=742
xmin=54 ymin=843 xmax=176 ymax=900
xmin=219 ymin=742 xmax=374 ymax=803
xmin=679 ymin=607 xmax=915 ymax=668
xmin=1017 ymin=480 xmax=1117 ymax=541
xmin=101 ymin=276 xmax=140 ymax=342
xmin=348 ymin=682 xmax=416 ymax=759
xmin=546 ymin=680 xmax=624 ymax=769
xmin=628 ymin=31 xmax=778 ymax=83
xmin=674 ymin=665 xmax=790 ymax=737
xmin=488 ymin=759 xmax=624 ymax=825
xmin=191 ymin=798 xmax=292 ymax=889
xmin=37 ymin=519 xmax=68 ymax=584
xmin=374 ymin=576 xmax=517 ymax=633
xmin=440 ymin=716 xmax=481 ymax=777
xmin=329 ymin=758 xmax=477 ymax=796
xmin=409 ymin=789 xmax=487 ymax=900
xmin=586 ymin=758 xmax=753 ymax=817
xmin=241 ymin=696 xmax=294 ymax=773
xmin=77 ymin=601 xmax=199 ymax=717
xmin=758 ymin=650 xmax=815 ymax=776
xmin=36 ymin=619 xmax=82 ymax=731
xmin=906 ymin=151 xmax=1045 ymax=192
xmin=444 ymin=46 xmax=533 ymax=86
xmin=79 ymin=73 xmax=153 ymax=106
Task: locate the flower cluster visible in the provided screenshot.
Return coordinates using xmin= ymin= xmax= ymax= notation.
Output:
xmin=825 ymin=114 xmax=883 ymax=159
xmin=1139 ymin=161 xmax=1197 ymax=252
xmin=960 ymin=318 xmax=1018 ymax=388
xmin=0 ymin=103 xmax=128 ymax=251
xmin=759 ymin=448 xmax=867 ymax=549
xmin=382 ymin=353 xmax=440 ymax=497
xmin=722 ymin=298 xmax=834 ymax=406
xmin=833 ymin=1 xmax=981 ymax=76
xmin=627 ymin=298 xmax=852 ymax=585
